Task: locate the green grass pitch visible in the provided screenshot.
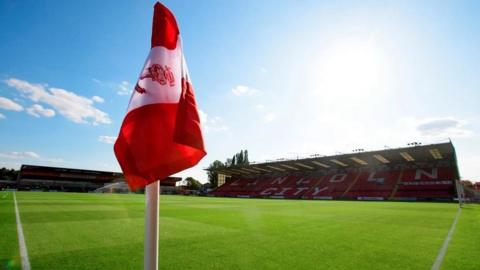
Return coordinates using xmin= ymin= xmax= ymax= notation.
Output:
xmin=1 ymin=191 xmax=479 ymax=270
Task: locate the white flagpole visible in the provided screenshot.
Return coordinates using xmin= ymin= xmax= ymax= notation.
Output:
xmin=144 ymin=180 xmax=159 ymax=270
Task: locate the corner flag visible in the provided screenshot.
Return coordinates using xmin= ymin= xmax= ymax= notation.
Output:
xmin=114 ymin=2 xmax=206 ymax=191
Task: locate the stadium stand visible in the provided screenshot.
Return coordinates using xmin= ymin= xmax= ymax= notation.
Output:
xmin=14 ymin=165 xmax=181 ymax=193
xmin=208 ymin=142 xmax=460 ymax=201
xmin=461 ymin=180 xmax=480 ymax=202
xmin=474 ymin=182 xmax=480 ymax=191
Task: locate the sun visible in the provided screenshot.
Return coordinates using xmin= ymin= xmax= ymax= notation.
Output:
xmin=310 ymin=37 xmax=390 ymax=100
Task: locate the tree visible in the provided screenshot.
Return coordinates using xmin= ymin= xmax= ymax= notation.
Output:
xmin=225 ymin=157 xmax=233 ymax=167
xmin=206 ymin=149 xmax=250 ymax=187
xmin=235 ymin=150 xmax=241 ymax=165
xmin=243 ymin=150 xmax=249 ymax=164
xmin=226 ymin=150 xmax=250 ymax=167
xmin=232 ymin=149 xmax=249 ymax=166
xmin=207 ymin=160 xmax=225 ymax=187
xmin=184 ymin=177 xmax=202 ymax=191
xmin=0 ymin=167 xmax=19 ymax=180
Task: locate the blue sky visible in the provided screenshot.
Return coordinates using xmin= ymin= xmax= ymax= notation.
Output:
xmin=0 ymin=0 xmax=479 ymax=182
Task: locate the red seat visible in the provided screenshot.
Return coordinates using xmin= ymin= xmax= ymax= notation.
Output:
xmin=210 ymin=166 xmax=456 ymax=201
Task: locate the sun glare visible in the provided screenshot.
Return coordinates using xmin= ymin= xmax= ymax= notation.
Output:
xmin=310 ymin=37 xmax=390 ymax=100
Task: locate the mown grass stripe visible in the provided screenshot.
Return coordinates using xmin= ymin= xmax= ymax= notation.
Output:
xmin=14 ymin=192 xmax=31 ymax=270
xmin=431 ymin=207 xmax=461 ymax=270
xmin=12 ymin=193 xmax=465 ymax=269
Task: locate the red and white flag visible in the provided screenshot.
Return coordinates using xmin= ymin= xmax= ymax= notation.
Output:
xmin=114 ymin=2 xmax=206 ymax=190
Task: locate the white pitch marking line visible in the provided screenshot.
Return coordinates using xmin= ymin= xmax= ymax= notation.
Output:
xmin=431 ymin=207 xmax=462 ymax=270
xmin=14 ymin=192 xmax=31 ymax=270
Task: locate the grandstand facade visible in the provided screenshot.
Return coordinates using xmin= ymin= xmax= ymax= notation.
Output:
xmin=208 ymin=142 xmax=461 ymax=201
xmin=13 ymin=165 xmax=181 ymax=193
